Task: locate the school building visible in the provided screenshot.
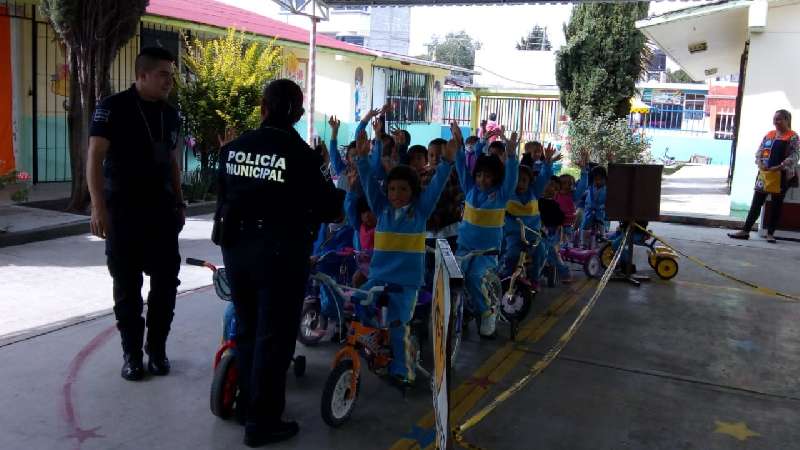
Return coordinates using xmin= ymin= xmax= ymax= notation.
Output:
xmin=638 ymin=0 xmax=800 ymax=221
xmin=0 ymin=0 xmax=471 ymax=183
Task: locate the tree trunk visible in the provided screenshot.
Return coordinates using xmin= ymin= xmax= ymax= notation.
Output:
xmin=66 ymin=48 xmax=89 ymax=212
xmin=43 ymin=0 xmax=147 ymax=212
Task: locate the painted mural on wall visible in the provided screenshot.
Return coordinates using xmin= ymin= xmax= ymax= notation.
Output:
xmin=354 ymin=66 xmax=369 ymax=122
xmin=50 ymin=41 xmax=69 ymax=97
xmin=284 ymin=53 xmax=308 ymax=101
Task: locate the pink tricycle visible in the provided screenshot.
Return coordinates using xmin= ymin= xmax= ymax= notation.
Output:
xmin=558 ymin=219 xmax=605 ymax=278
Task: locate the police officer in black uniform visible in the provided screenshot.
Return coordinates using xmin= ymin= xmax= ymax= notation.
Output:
xmin=215 ymin=79 xmax=344 ymax=447
xmin=87 ymin=47 xmax=184 ymax=381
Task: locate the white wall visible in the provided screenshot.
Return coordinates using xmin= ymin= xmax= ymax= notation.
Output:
xmin=730 ymin=1 xmax=800 ymax=210
xmin=472 ymin=48 xmax=558 ymax=89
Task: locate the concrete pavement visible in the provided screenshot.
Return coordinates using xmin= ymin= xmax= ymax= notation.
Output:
xmin=2 ymin=221 xmax=800 ymax=449
xmin=0 ymin=215 xmax=220 ymax=342
xmin=660 ymin=165 xmax=731 ymax=217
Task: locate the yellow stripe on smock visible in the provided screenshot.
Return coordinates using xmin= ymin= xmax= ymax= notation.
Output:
xmin=506 ymin=200 xmax=539 ymax=217
xmin=463 ymin=203 xmax=505 ymax=227
xmin=374 ymin=231 xmax=426 ymax=253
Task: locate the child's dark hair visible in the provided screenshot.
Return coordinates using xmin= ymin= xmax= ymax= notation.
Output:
xmin=346 ymin=140 xmax=356 ymax=151
xmin=590 ymin=165 xmax=608 ymax=182
xmin=408 ymin=145 xmax=428 ymax=161
xmin=381 ymin=134 xmax=396 ymax=155
xmin=518 ymin=164 xmax=533 ymax=182
xmin=466 ymin=135 xmax=479 ymax=145
xmin=488 ymin=140 xmax=505 ymax=155
xmin=429 ymin=138 xmax=448 ymax=148
xmin=356 ymin=195 xmax=371 ymax=215
xmin=473 ymin=154 xmax=504 ymax=187
xmin=399 ymin=129 xmax=411 ymax=145
xmin=489 ymin=113 xmax=497 ymax=121
xmin=387 ymin=164 xmax=421 ymax=199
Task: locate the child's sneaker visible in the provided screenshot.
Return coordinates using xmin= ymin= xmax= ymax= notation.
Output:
xmin=479 ymin=309 xmax=498 ymax=338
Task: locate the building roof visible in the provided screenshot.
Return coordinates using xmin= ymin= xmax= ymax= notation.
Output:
xmin=635 ymin=0 xmax=750 ymax=80
xmin=322 ymin=0 xmax=592 ymax=4
xmin=146 ymin=0 xmax=374 ymax=56
xmin=145 ymin=0 xmax=477 ymax=74
xmin=369 ymin=49 xmax=479 ymax=74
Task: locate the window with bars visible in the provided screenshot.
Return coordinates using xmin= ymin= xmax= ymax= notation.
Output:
xmin=684 ymin=93 xmax=706 ymax=120
xmin=374 ymin=67 xmax=432 ymax=124
xmin=715 ymin=112 xmax=736 ymax=140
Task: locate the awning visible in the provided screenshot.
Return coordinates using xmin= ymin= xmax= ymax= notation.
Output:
xmin=322 ymin=0 xmax=600 ymax=4
xmin=630 ymin=97 xmax=650 ymax=114
xmin=636 ymin=0 xmax=750 ymax=80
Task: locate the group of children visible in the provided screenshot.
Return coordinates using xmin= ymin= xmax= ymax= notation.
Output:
xmin=312 ymin=109 xmax=609 ymax=386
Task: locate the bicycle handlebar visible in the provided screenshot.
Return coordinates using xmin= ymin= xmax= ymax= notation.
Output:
xmin=185 ymin=257 xmax=217 ymax=272
xmin=310 ymin=272 xmax=387 ymax=307
xmin=516 ymin=219 xmax=543 ymax=247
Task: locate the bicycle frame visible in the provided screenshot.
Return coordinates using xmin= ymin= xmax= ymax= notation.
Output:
xmin=504 ymin=220 xmax=542 ymax=295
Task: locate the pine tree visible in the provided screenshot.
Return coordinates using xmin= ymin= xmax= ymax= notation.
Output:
xmin=555 ymin=2 xmax=651 ymax=120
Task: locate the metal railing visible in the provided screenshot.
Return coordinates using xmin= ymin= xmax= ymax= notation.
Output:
xmin=442 ymin=91 xmax=471 ymax=126
xmin=479 ymin=97 xmax=563 ymax=144
xmin=627 ymin=107 xmax=736 ymax=141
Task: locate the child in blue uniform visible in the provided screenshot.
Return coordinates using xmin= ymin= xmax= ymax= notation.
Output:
xmin=455 ymin=128 xmax=519 ymax=338
xmin=580 ymin=165 xmax=608 ymax=248
xmin=355 ymin=129 xmax=455 ymax=385
xmin=501 ymin=160 xmax=552 ymax=288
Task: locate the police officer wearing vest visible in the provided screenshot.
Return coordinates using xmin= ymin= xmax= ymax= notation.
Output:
xmin=87 ymin=47 xmax=184 ymax=381
xmin=215 ymin=79 xmax=344 ymax=447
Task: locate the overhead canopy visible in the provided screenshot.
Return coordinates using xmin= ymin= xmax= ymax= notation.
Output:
xmin=636 ymin=0 xmax=750 ymax=80
xmin=319 ymin=0 xmax=637 ymax=5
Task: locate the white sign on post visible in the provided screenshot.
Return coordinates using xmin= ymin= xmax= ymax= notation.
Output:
xmin=431 ymin=238 xmax=461 ymax=450
xmin=432 ymin=258 xmax=450 ymax=450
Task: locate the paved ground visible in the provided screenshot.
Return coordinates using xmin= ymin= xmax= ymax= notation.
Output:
xmin=0 ymin=204 xmax=87 ymax=234
xmin=0 ymin=215 xmax=219 ymax=340
xmin=661 ymin=164 xmax=732 ymax=217
xmin=2 ymin=221 xmax=799 ymax=449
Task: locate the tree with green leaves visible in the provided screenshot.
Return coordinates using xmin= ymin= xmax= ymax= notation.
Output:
xmin=40 ymin=0 xmax=148 ymax=211
xmin=422 ymin=31 xmax=481 ymax=70
xmin=555 ymin=2 xmax=651 ymax=165
xmin=567 ymin=112 xmax=651 ymax=166
xmin=555 ymin=2 xmax=651 ymax=120
xmin=177 ymin=29 xmax=283 ymax=172
xmin=516 ymin=25 xmax=552 ymax=51
xmin=667 ymin=69 xmax=699 ymax=84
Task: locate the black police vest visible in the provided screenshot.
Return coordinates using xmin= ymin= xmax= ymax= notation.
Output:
xmin=101 ymin=88 xmax=179 ymax=209
xmin=217 ymin=125 xmax=331 ymax=242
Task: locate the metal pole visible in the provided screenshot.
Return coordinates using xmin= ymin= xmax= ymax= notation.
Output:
xmin=307 ymin=4 xmax=317 ymax=145
xmin=31 ymin=16 xmax=38 ymax=184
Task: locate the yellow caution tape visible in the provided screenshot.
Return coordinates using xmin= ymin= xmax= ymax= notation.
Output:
xmin=453 ymin=229 xmax=631 ymax=449
xmin=634 ymin=223 xmax=800 ymax=302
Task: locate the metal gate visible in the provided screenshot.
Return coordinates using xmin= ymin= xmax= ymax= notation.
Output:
xmin=478 ymin=96 xmax=564 ymax=144
xmin=33 ymin=19 xmax=70 ymax=182
xmin=442 ymin=90 xmax=471 ymax=126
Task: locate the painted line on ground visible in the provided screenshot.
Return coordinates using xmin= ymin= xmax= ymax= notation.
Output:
xmin=390 ymin=279 xmax=593 ymax=450
xmin=58 ymin=284 xmax=214 ymax=450
xmin=656 ymin=279 xmax=800 ymax=300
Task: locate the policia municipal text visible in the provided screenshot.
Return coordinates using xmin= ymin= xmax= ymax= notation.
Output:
xmin=214 ymin=79 xmax=344 ymax=446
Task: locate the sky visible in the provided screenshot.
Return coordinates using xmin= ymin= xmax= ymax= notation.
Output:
xmin=407 ymin=4 xmax=573 ymax=56
xmin=222 ymin=0 xmax=711 ymax=70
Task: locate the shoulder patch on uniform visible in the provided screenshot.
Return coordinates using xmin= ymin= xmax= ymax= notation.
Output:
xmin=93 ymin=108 xmax=111 ymax=123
